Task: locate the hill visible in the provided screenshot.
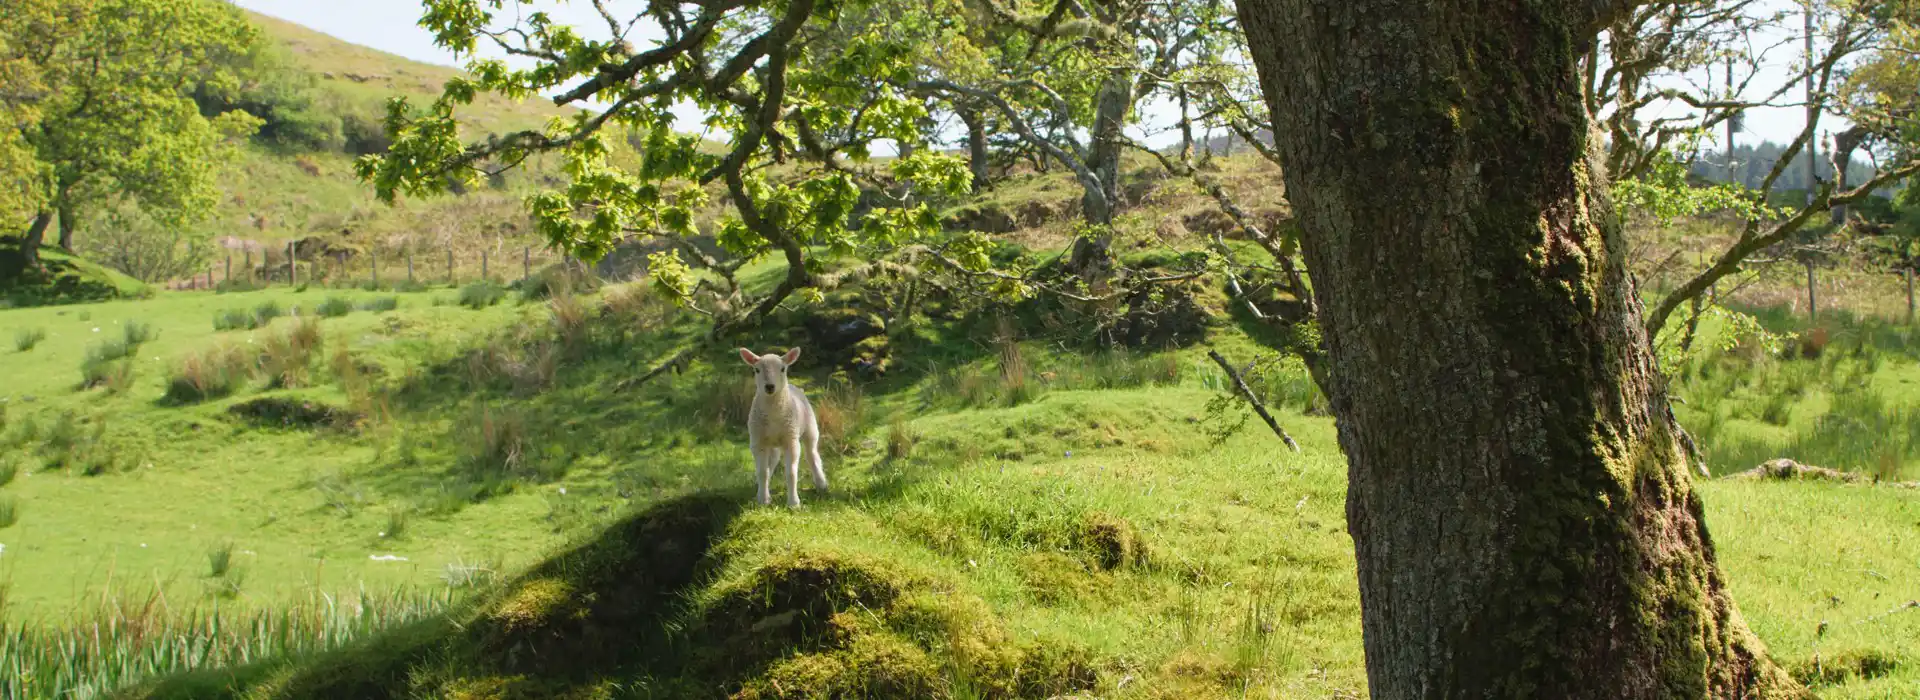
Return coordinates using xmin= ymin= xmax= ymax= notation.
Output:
xmin=169 ymin=10 xmax=584 ymax=288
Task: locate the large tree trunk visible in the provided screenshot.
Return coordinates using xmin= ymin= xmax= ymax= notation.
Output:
xmin=1236 ymin=0 xmax=1804 ymax=697
xmin=19 ymin=211 xmax=53 ymax=267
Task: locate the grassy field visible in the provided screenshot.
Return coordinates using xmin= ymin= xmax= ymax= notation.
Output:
xmin=0 ymin=271 xmax=1915 ymax=698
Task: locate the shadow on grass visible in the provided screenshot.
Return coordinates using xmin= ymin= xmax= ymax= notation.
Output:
xmin=131 ymin=491 xmax=750 ymax=699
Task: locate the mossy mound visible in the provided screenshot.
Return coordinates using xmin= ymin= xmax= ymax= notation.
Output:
xmin=0 ymin=237 xmax=149 ymax=307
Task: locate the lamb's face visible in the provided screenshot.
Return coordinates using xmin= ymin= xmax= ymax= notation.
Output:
xmin=739 ymin=347 xmax=803 ymax=396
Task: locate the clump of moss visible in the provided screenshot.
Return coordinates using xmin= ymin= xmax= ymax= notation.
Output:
xmin=734 ymin=632 xmax=944 ymax=700
xmin=1017 ymin=551 xmax=1101 ymax=605
xmin=1079 ymin=512 xmax=1145 ymax=570
xmin=487 ymin=578 xmax=587 ymax=636
xmin=1792 ymin=649 xmax=1900 ymax=687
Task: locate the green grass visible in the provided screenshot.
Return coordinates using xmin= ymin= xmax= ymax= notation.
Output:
xmin=14 ymin=327 xmax=45 ymax=351
xmin=1 ymin=270 xmax=1916 ymax=698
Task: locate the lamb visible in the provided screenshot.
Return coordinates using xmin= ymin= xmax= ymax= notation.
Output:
xmin=738 ymin=347 xmax=829 ymax=507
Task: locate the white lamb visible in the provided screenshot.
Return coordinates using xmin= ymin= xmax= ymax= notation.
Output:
xmin=738 ymin=347 xmax=828 ymax=507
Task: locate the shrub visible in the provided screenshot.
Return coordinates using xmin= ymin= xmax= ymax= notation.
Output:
xmin=458 ymin=281 xmax=505 ymax=309
xmin=381 ymin=506 xmax=409 ymax=541
xmin=14 ymin=327 xmax=45 ymax=352
xmin=0 ymin=460 xmax=16 ymax=488
xmin=359 ymin=296 xmax=399 ymax=313
xmin=0 ymin=496 xmax=17 ymax=529
xmin=165 ymin=344 xmax=255 ymax=403
xmin=548 ymin=294 xmax=589 ymax=353
xmin=316 ymin=296 xmax=354 ymax=318
xmin=254 ymin=300 xmax=284 ymax=324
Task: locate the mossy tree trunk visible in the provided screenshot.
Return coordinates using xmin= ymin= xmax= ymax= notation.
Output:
xmin=1236 ymin=0 xmax=1806 ymax=697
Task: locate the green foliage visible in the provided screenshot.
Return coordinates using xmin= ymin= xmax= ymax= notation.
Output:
xmin=1655 ymin=303 xmax=1796 ymax=374
xmin=1613 ymin=148 xmax=1780 ymax=225
xmin=359 ymin=296 xmax=400 ymax=313
xmin=12 ymin=0 xmax=265 ymax=260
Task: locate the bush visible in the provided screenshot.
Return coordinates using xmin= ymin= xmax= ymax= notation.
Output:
xmin=458 ymin=281 xmax=506 ymax=309
xmin=316 ymin=296 xmax=354 ymax=318
xmin=359 ymin=296 xmax=399 ymax=313
xmin=254 ymin=300 xmax=283 ymax=324
xmin=207 ymin=541 xmax=234 ymax=577
xmin=14 ymin=327 xmax=45 ymax=352
xmin=0 ymin=495 xmax=17 ymax=529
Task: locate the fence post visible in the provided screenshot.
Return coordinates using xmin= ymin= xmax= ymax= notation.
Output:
xmin=225 ymin=255 xmax=232 ymax=285
xmin=1908 ymin=268 xmax=1915 ymax=325
xmin=448 ymin=247 xmax=455 ymax=285
xmin=289 ymin=241 xmax=297 ymax=286
xmin=482 ymin=249 xmax=489 ymax=281
xmin=1805 ymin=259 xmax=1817 ymax=322
xmin=244 ymin=249 xmax=252 ymax=283
xmin=408 ymin=251 xmax=415 ymax=284
xmin=524 ymin=246 xmax=531 ymax=282
xmin=372 ymin=253 xmax=379 ymax=289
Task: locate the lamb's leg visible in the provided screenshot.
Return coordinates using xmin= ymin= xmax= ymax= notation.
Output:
xmin=785 ymin=439 xmax=803 ymax=508
xmin=805 ymin=426 xmax=828 ymax=491
xmin=754 ymin=448 xmax=773 ymax=506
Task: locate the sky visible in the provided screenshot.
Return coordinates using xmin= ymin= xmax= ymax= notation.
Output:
xmin=230 ymin=0 xmax=1835 ymax=156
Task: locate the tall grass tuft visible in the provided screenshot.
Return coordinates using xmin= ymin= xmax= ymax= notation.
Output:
xmin=549 ymin=293 xmax=590 ymax=354
xmin=0 ymin=496 xmax=18 ymax=529
xmin=207 ymin=541 xmax=235 ymax=577
xmin=14 ymin=327 xmax=45 ymax=352
xmin=0 ymin=460 xmax=17 ymax=488
xmin=813 ymin=380 xmax=866 ymax=456
xmin=165 ymin=344 xmax=255 ymax=403
xmin=458 ymin=280 xmax=506 ymax=309
xmin=459 ymin=403 xmax=532 ymax=497
xmin=260 ymin=319 xmax=324 ymax=389
xmin=78 ymin=339 xmax=135 ymax=389
xmin=212 ymin=307 xmax=257 ymax=331
xmin=121 ymin=320 xmax=156 ymax=348
xmin=359 ymin=296 xmax=400 ymax=313
xmin=254 ymin=300 xmax=283 ymax=324
xmin=0 ymin=588 xmax=457 ymax=700
xmin=316 ymin=296 xmax=355 ymax=318
xmin=886 ymin=416 xmax=919 ymax=461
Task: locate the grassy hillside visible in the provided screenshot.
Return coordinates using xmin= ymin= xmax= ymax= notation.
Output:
xmin=0 ymin=258 xmax=1916 ymax=697
xmin=185 ymin=11 xmax=581 ymax=284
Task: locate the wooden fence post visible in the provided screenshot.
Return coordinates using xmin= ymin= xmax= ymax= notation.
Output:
xmin=482 ymin=249 xmax=489 ymax=281
xmin=1907 ymin=268 xmax=1915 ymax=325
xmin=225 ymin=255 xmax=232 ymax=285
xmin=1805 ymin=260 xmax=1818 ymax=322
xmin=408 ymin=251 xmax=415 ymax=284
xmin=289 ymin=241 xmax=297 ymax=286
xmin=372 ymin=253 xmax=379 ymax=289
xmin=243 ymin=249 xmax=252 ymax=283
xmin=448 ymin=247 xmax=455 ymax=285
xmin=524 ymin=246 xmax=531 ymax=282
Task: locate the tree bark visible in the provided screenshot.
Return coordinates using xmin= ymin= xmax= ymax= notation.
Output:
xmin=960 ymin=106 xmax=992 ymax=192
xmin=1066 ymin=69 xmax=1131 ymax=278
xmin=1236 ymin=0 xmax=1804 ymax=697
xmin=56 ymin=203 xmax=76 ymax=251
xmin=20 ymin=211 xmax=53 ymax=266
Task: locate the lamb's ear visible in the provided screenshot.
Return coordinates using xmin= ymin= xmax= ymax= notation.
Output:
xmin=738 ymin=348 xmax=760 ymax=365
xmin=782 ymin=347 xmax=802 ymax=365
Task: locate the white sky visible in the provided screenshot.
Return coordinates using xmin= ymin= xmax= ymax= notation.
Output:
xmin=231 ymin=0 xmax=1834 ymax=154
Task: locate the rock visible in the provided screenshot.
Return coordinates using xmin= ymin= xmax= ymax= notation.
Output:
xmin=944 ymin=204 xmax=1015 ymax=234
